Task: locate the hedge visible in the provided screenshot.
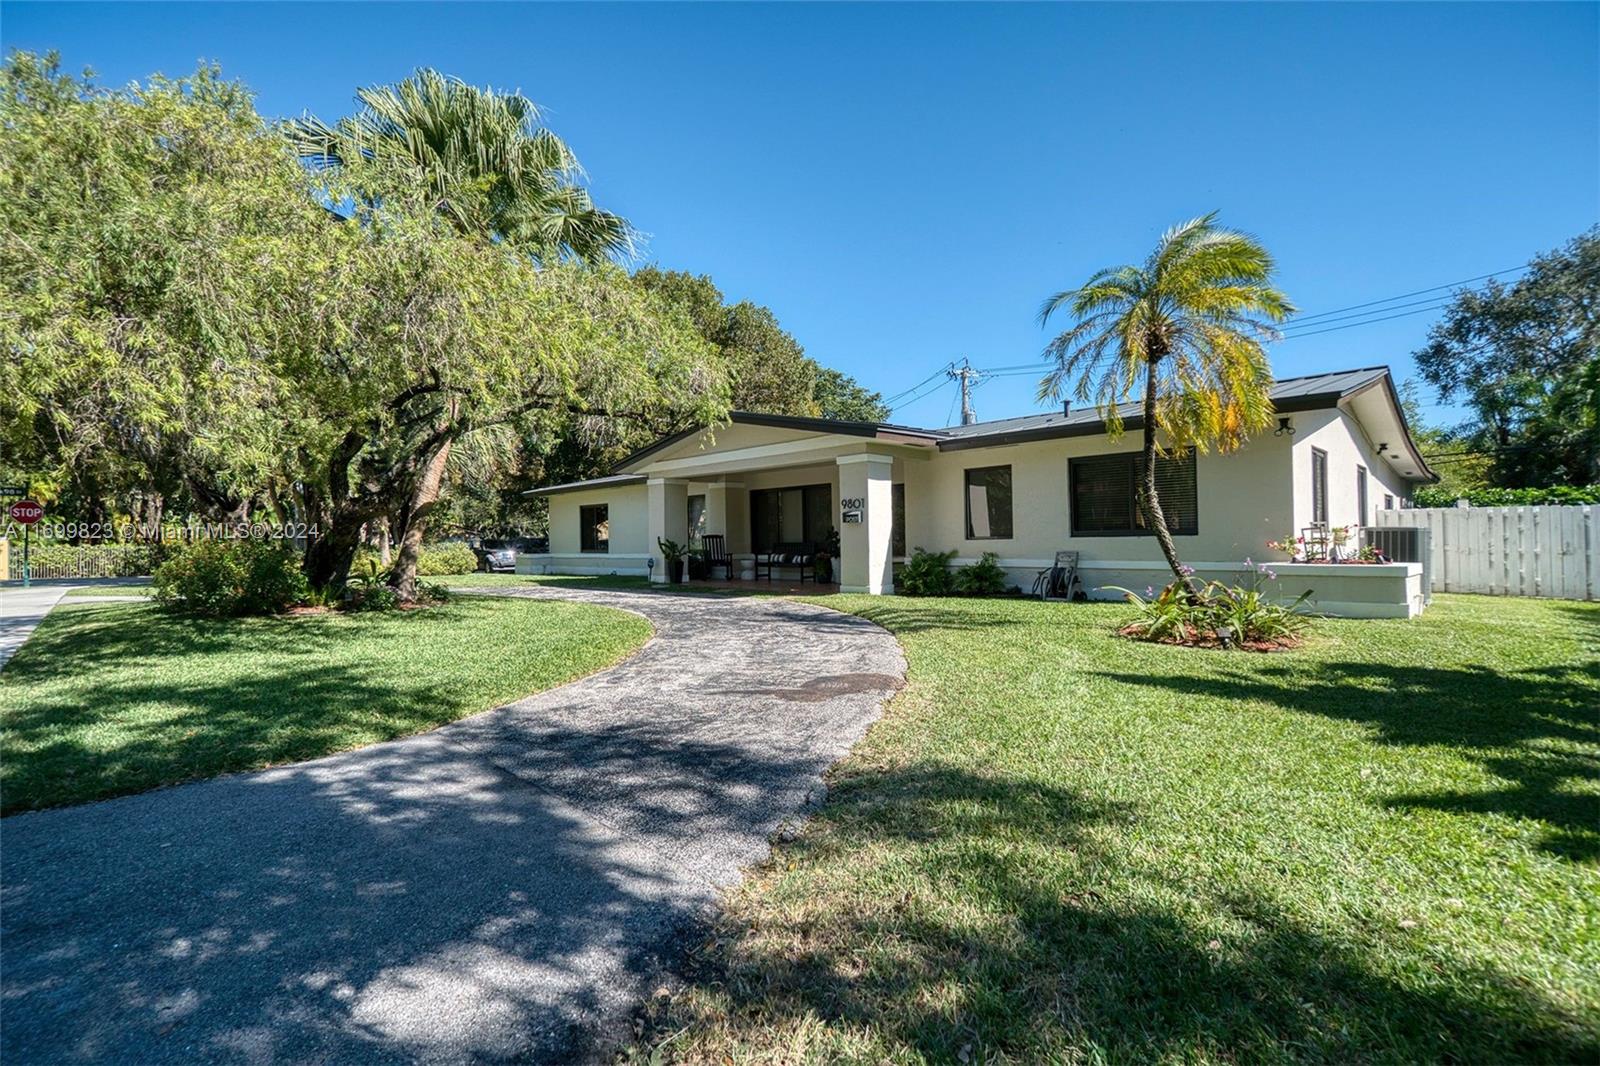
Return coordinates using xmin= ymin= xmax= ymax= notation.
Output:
xmin=1411 ymin=485 xmax=1599 ymax=508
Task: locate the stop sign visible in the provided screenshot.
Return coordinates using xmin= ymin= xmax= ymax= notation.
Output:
xmin=8 ymin=500 xmax=43 ymax=525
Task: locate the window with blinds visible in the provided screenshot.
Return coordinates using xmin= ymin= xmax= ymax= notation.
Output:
xmin=1356 ymin=466 xmax=1368 ymax=525
xmin=1311 ymin=448 xmax=1329 ymax=524
xmin=1069 ymin=450 xmax=1198 ymax=536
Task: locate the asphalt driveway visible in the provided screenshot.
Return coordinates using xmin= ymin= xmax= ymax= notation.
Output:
xmin=0 ymin=586 xmax=904 ymax=1064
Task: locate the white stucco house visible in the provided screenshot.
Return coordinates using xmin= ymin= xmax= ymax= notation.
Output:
xmin=522 ymin=366 xmax=1437 ymax=617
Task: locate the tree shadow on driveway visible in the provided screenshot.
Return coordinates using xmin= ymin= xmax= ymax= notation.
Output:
xmin=0 ymin=717 xmax=848 ymax=1064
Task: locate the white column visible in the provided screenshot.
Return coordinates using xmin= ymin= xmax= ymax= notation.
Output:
xmin=647 ymin=477 xmax=689 ymax=583
xmin=836 ymin=453 xmax=895 ymax=594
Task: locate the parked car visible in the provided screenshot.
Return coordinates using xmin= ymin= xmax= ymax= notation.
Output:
xmin=472 ymin=537 xmax=546 ymax=572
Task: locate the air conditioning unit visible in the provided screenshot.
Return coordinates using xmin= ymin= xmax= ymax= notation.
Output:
xmin=1362 ymin=526 xmax=1432 ymax=604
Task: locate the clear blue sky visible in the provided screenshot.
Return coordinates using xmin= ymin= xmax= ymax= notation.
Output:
xmin=4 ymin=2 xmax=1596 ymax=431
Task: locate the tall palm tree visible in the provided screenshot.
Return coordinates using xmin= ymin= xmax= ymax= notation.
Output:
xmin=286 ymin=68 xmax=630 ymax=263
xmin=1038 ymin=213 xmax=1294 ymax=593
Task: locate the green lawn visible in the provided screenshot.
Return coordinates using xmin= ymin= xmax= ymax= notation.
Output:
xmin=64 ymin=583 xmax=153 ymax=597
xmin=640 ymin=594 xmax=1600 ymax=1064
xmin=0 ymin=595 xmax=649 ymax=813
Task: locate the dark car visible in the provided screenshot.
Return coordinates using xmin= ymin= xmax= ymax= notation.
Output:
xmin=473 ymin=537 xmax=547 ymax=572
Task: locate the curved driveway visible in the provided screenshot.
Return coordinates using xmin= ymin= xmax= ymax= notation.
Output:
xmin=0 ymin=586 xmax=904 ymax=1064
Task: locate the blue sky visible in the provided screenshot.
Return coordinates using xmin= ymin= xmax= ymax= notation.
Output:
xmin=4 ymin=2 xmax=1596 ymax=431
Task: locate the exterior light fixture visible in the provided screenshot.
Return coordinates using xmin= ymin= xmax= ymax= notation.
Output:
xmin=1274 ymin=417 xmax=1295 ymax=437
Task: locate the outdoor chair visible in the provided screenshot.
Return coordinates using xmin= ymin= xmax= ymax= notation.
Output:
xmin=701 ymin=534 xmax=731 ymax=580
xmin=1031 ymin=550 xmax=1080 ymax=601
xmin=754 ymin=542 xmax=816 ymax=583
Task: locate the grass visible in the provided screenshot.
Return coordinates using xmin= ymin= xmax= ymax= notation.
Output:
xmin=637 ymin=594 xmax=1600 ymax=1064
xmin=64 ymin=583 xmax=153 ymax=597
xmin=0 ymin=595 xmax=650 ymax=814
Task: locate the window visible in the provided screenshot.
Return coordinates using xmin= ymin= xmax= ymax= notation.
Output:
xmin=1069 ymin=450 xmax=1198 ymax=536
xmin=579 ymin=504 xmax=609 ymax=553
xmin=687 ymin=494 xmax=707 ymax=548
xmin=1311 ymin=448 xmax=1329 ymax=525
xmin=1356 ymin=466 xmax=1368 ymax=525
xmin=1384 ymin=493 xmax=1395 ymax=511
xmin=892 ymin=483 xmax=906 ymax=557
xmin=750 ymin=484 xmax=831 ymax=551
xmin=964 ymin=466 xmax=1013 ymax=539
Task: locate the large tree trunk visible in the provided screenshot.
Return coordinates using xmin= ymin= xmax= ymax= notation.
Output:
xmin=1139 ymin=355 xmax=1199 ymax=597
xmin=388 ymin=438 xmax=453 ymax=602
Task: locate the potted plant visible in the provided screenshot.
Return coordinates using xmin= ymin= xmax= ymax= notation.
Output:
xmin=686 ymin=546 xmax=710 ymax=580
xmin=657 ymin=537 xmax=688 ymax=583
xmin=815 ymin=527 xmax=841 ymax=583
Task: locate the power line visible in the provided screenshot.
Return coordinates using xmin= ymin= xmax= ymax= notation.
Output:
xmin=880 ymin=362 xmax=953 ymax=406
xmin=1278 ymin=301 xmax=1453 ymax=340
xmin=1283 ymin=265 xmax=1528 ymax=326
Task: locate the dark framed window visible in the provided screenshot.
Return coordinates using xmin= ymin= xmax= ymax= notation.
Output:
xmin=750 ymin=484 xmax=831 ymax=552
xmin=1311 ymin=448 xmax=1329 ymax=524
xmin=687 ymin=494 xmax=707 ymax=547
xmin=1356 ymin=466 xmax=1368 ymax=525
xmin=580 ymin=504 xmax=609 ymax=553
xmin=964 ymin=466 xmax=1013 ymax=539
xmin=892 ymin=483 xmax=906 ymax=557
xmin=1069 ymin=450 xmax=1198 ymax=536
xmin=1384 ymin=493 xmax=1395 ymax=511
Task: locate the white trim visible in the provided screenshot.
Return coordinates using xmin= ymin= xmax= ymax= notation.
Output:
xmin=835 ymin=452 xmax=896 ymax=467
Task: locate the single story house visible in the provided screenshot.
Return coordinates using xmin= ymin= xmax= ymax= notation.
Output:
xmin=522 ymin=366 xmax=1437 ymax=617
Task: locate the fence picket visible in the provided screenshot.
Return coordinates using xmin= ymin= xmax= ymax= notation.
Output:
xmin=1372 ymin=505 xmax=1595 ymax=601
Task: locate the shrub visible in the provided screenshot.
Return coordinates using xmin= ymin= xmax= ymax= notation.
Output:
xmin=952 ymin=551 xmax=1009 ymax=596
xmin=417 ymin=542 xmax=479 ymax=576
xmin=1412 ymin=484 xmax=1599 ymax=508
xmin=152 ymin=539 xmax=307 ymax=616
xmin=1112 ymin=563 xmax=1312 ymax=650
xmin=898 ymin=548 xmax=957 ymax=596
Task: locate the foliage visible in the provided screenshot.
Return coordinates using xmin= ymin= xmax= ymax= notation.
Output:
xmin=1113 ymin=561 xmax=1312 ymax=648
xmin=952 ymin=551 xmax=1009 ymax=596
xmin=636 ymin=593 xmax=1599 ymax=1063
xmin=633 ymin=268 xmax=819 ymax=416
xmin=286 ymin=68 xmax=629 ymax=263
xmin=1398 ymin=379 xmax=1492 ymax=499
xmin=656 ymin=537 xmax=688 ymax=563
xmin=897 ymin=548 xmax=957 ymax=596
xmin=632 ymin=267 xmax=887 ymax=421
xmin=152 ymin=539 xmax=307 ymax=617
xmin=1414 ymin=228 xmax=1600 ymax=488
xmin=415 ymin=542 xmax=478 ymax=576
xmin=1413 ymin=484 xmax=1600 ymax=508
xmin=0 ymin=52 xmax=321 ymax=521
xmin=0 ymin=53 xmax=729 ymax=601
xmin=813 ymin=366 xmax=891 ymax=422
xmin=342 ymin=558 xmax=399 ymax=612
xmin=1037 ymin=213 xmax=1293 ymax=589
xmin=0 ymin=595 xmax=649 ymax=812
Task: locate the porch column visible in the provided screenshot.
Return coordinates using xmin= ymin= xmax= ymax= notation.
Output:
xmin=836 ymin=453 xmax=895 ymax=594
xmin=647 ymin=477 xmax=689 ymax=584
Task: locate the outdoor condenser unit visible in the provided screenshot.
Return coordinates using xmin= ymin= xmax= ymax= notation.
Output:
xmin=1361 ymin=526 xmax=1433 ymax=605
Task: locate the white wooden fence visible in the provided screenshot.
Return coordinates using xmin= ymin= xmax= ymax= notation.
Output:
xmin=1372 ymin=505 xmax=1597 ymax=600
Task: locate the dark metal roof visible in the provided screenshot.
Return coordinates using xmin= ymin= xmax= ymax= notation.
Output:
xmin=525 ymin=366 xmax=1434 ymax=494
xmin=937 ymin=367 xmax=1392 ymax=445
xmin=523 ymin=473 xmax=647 ymax=498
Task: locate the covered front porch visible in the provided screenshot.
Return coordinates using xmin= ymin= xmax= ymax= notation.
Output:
xmin=523 ymin=415 xmax=939 ymax=595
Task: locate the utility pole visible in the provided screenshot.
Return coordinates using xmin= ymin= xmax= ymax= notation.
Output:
xmin=947 ymin=358 xmax=980 ymax=425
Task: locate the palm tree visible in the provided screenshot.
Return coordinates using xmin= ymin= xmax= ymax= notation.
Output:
xmin=286 ymin=68 xmax=630 ymax=263
xmin=1038 ymin=213 xmax=1294 ymax=594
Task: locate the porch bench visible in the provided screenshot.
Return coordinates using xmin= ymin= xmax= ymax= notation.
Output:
xmin=753 ymin=542 xmax=817 ymax=583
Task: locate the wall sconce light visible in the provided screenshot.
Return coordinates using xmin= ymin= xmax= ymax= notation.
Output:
xmin=1376 ymin=443 xmax=1389 ymax=455
xmin=1274 ymin=417 xmax=1295 ymax=437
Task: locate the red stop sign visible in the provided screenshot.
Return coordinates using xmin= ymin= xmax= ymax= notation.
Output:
xmin=8 ymin=500 xmax=43 ymax=525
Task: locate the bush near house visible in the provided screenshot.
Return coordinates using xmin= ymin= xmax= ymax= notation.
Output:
xmin=1412 ymin=484 xmax=1599 ymax=508
xmin=151 ymin=539 xmax=307 ymax=616
xmin=417 ymin=541 xmax=479 ymax=575
xmin=900 ymin=548 xmax=1014 ymax=597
